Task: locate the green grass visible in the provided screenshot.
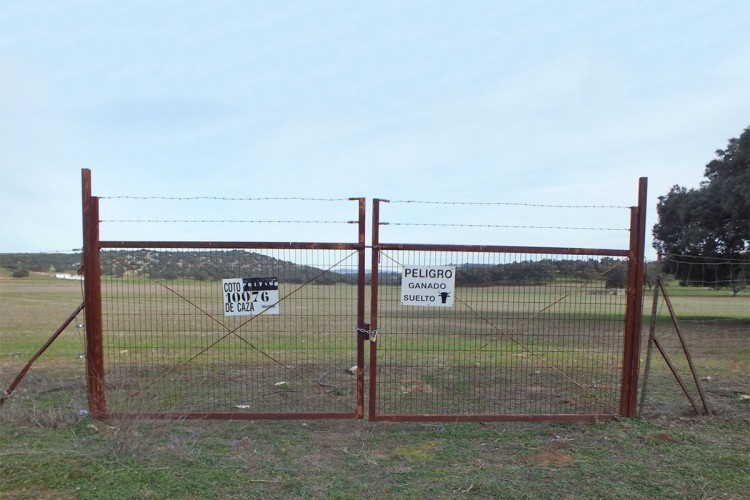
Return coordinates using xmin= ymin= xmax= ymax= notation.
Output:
xmin=0 ymin=273 xmax=87 ymax=359
xmin=660 ymin=282 xmax=750 ymax=298
xmin=2 ymin=271 xmax=749 ymax=498
xmin=1 ymin=411 xmax=748 ymax=499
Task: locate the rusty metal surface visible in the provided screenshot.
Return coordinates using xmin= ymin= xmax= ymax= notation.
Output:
xmin=376 ymin=243 xmax=629 ymax=257
xmin=100 ymin=241 xmax=362 ymax=250
xmin=620 ymin=177 xmax=648 ymax=418
xmin=370 ymin=413 xmax=619 ymax=423
xmin=108 ymin=412 xmax=360 ymax=420
xmin=82 ymin=169 xmax=106 ymax=418
xmin=369 ymin=199 xmax=383 ymax=421
xmin=355 ymin=198 xmax=367 ymax=419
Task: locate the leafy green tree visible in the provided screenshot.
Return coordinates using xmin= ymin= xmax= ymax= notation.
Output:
xmin=604 ymin=266 xmax=628 ymax=289
xmin=644 ymin=261 xmax=660 ymax=290
xmin=653 ymin=127 xmax=750 ymax=288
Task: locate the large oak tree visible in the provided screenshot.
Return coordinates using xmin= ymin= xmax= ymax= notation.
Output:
xmin=652 ymin=127 xmax=749 ymax=291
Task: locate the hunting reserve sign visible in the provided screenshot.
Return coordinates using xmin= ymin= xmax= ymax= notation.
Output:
xmin=401 ymin=266 xmax=456 ymax=307
xmin=222 ymin=277 xmax=280 ymax=316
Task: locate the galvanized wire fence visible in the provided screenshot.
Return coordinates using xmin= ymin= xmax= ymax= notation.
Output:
xmin=370 ymin=249 xmax=631 ymax=420
xmin=100 ymin=248 xmax=362 ymax=417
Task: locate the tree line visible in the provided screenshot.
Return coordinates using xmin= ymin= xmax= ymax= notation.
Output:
xmin=2 ymin=250 xmax=633 ymax=288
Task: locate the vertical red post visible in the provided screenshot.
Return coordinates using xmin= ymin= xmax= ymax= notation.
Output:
xmin=352 ymin=197 xmax=366 ymax=419
xmin=368 ymin=198 xmax=384 ymax=420
xmin=81 ymin=169 xmax=106 ymax=418
xmin=620 ymin=177 xmax=647 ymax=417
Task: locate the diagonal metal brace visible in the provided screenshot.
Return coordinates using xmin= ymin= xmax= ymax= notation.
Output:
xmin=0 ymin=302 xmax=85 ymax=408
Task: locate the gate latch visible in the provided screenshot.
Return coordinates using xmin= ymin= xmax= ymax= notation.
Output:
xmin=356 ymin=325 xmax=380 ymax=342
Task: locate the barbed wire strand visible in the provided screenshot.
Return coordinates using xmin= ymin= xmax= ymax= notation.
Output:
xmin=387 ymin=200 xmax=630 ymax=209
xmin=662 ymin=254 xmax=750 ymax=264
xmin=0 ymin=249 xmax=82 ymax=254
xmin=383 ymin=222 xmax=628 ymax=231
xmin=100 ymin=196 xmax=629 ymax=208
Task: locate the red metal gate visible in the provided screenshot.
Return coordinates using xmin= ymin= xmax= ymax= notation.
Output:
xmin=82 ymin=169 xmax=647 ymax=421
xmin=82 ymin=169 xmax=368 ymax=419
xmin=366 ymin=180 xmax=647 ymax=422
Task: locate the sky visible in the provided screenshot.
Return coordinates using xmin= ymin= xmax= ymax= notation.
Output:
xmin=1 ymin=1 xmax=749 ymax=258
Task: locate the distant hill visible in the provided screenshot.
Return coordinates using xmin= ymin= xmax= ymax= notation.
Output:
xmin=99 ymin=249 xmax=350 ymax=284
xmin=2 ymin=252 xmax=627 ymax=287
xmin=0 ymin=252 xmax=82 ymax=274
xmin=1 ymin=251 xmax=356 ymax=284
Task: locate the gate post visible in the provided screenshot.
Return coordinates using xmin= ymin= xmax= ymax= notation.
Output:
xmin=368 ymin=198 xmax=386 ymax=420
xmin=352 ymin=197 xmax=366 ymax=419
xmin=620 ymin=177 xmax=647 ymax=418
xmin=81 ymin=169 xmax=106 ymax=418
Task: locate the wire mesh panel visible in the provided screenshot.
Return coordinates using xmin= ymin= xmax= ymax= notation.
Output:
xmin=100 ymin=247 xmax=361 ymax=418
xmin=372 ymin=249 xmax=630 ymax=420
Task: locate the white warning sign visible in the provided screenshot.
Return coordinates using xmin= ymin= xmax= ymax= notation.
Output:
xmin=222 ymin=277 xmax=280 ymax=316
xmin=401 ymin=266 xmax=456 ymax=307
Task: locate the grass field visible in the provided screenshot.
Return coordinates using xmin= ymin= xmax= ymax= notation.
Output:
xmin=1 ymin=271 xmax=748 ymax=498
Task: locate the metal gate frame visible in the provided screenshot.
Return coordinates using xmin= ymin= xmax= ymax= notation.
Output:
xmin=81 ymin=169 xmax=368 ymax=420
xmin=82 ymin=168 xmax=647 ymax=421
xmin=367 ymin=178 xmax=647 ymax=422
